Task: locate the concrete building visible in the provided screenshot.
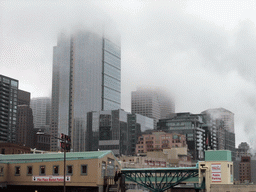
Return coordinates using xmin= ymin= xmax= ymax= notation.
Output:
xmin=16 ymin=105 xmax=35 ymax=148
xmin=157 ymin=113 xmax=206 ymax=161
xmin=50 ymin=30 xmax=121 ymax=152
xmin=119 ymin=155 xmax=168 ymax=168
xmin=131 ymin=87 xmax=175 ymax=128
xmin=146 ymin=147 xmax=192 ymax=167
xmin=87 ymin=109 xmax=154 ymax=156
xmin=0 ymin=151 xmax=120 ymax=192
xmin=136 ymin=131 xmax=186 ymax=155
xmin=0 ymin=74 xmax=19 ymax=143
xmin=198 ymin=150 xmax=233 ymax=192
xmin=30 ymin=97 xmax=50 ymax=132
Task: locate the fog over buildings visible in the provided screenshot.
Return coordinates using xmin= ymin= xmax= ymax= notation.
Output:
xmin=2 ymin=1 xmax=256 ymax=149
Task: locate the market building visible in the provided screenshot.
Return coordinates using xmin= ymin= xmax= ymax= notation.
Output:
xmin=0 ymin=150 xmax=120 ymax=192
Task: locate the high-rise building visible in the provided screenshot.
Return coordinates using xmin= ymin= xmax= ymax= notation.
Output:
xmin=87 ymin=109 xmax=154 ymax=156
xmin=131 ymin=88 xmax=175 ymax=128
xmin=157 ymin=113 xmax=206 ymax=161
xmin=30 ymin=97 xmax=51 ymax=132
xmin=16 ymin=105 xmax=35 ymax=148
xmin=0 ymin=74 xmax=19 ymax=143
xmin=17 ymin=90 xmax=30 ymax=106
xmin=201 ymin=108 xmax=234 ymax=133
xmin=51 ymin=30 xmax=121 ymax=151
xmin=201 ymin=108 xmax=236 ymax=160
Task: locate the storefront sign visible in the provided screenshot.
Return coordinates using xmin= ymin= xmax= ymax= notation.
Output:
xmin=32 ymin=176 xmax=71 ymax=182
xmin=211 ymin=163 xmax=221 ymax=182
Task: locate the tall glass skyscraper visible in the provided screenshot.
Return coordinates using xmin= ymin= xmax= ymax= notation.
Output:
xmin=50 ymin=31 xmax=121 ymax=152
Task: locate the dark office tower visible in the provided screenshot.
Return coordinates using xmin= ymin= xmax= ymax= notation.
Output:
xmin=0 ymin=75 xmax=18 ymax=143
xmin=17 ymin=90 xmax=30 ymax=105
xmin=131 ymin=87 xmax=175 ymax=128
xmin=87 ymin=109 xmax=154 ymax=156
xmin=16 ymin=105 xmax=35 ymax=148
xmin=50 ymin=31 xmax=121 ymax=152
xmin=30 ymin=97 xmax=51 ymax=132
xmin=157 ymin=113 xmax=206 ymax=161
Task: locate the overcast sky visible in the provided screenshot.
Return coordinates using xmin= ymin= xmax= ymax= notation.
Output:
xmin=1 ymin=0 xmax=256 ymax=149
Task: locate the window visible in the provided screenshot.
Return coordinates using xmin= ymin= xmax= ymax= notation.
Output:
xmin=67 ymin=165 xmax=73 ymax=175
xmin=40 ymin=165 xmax=46 ymax=175
xmin=81 ymin=165 xmax=87 ymax=175
xmin=27 ymin=166 xmax=33 ymax=175
xmin=53 ymin=165 xmax=59 ymax=175
xmin=0 ymin=166 xmax=3 ymax=176
xmin=15 ymin=166 xmax=20 ymax=175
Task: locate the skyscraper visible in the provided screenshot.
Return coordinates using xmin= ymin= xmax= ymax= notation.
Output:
xmin=30 ymin=97 xmax=51 ymax=131
xmin=201 ymin=108 xmax=235 ymax=160
xmin=51 ymin=30 xmax=121 ymax=151
xmin=131 ymin=87 xmax=175 ymax=128
xmin=201 ymin=108 xmax=234 ymax=133
xmin=0 ymin=74 xmax=18 ymax=143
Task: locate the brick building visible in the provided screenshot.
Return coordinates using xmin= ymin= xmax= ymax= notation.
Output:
xmin=239 ymin=156 xmax=251 ymax=183
xmin=136 ymin=131 xmax=186 ymax=155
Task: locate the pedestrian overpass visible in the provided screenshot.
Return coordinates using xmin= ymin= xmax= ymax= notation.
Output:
xmin=121 ymin=165 xmax=205 ymax=192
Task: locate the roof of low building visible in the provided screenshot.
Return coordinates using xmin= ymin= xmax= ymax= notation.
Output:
xmin=0 ymin=150 xmax=113 ymax=164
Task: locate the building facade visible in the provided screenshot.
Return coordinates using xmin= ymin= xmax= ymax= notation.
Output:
xmin=87 ymin=109 xmax=154 ymax=156
xmin=239 ymin=156 xmax=251 ymax=183
xmin=136 ymin=131 xmax=186 ymax=155
xmin=0 ymin=151 xmax=120 ymax=192
xmin=30 ymin=97 xmax=50 ymax=132
xmin=0 ymin=143 xmax=31 ymax=154
xmin=0 ymin=75 xmax=19 ymax=143
xmin=236 ymin=142 xmax=251 ymax=158
xmin=157 ymin=113 xmax=206 ymax=160
xmin=202 ymin=108 xmax=236 ymax=160
xmin=34 ymin=128 xmax=51 ymax=151
xmin=131 ymin=87 xmax=175 ymax=128
xmin=50 ymin=31 xmax=121 ymax=152
xmin=16 ymin=105 xmax=35 ymax=148
xmin=201 ymin=108 xmax=234 ymax=133
xmin=17 ymin=90 xmax=30 ymax=106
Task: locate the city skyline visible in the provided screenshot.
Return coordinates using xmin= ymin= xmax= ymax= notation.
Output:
xmin=2 ymin=1 xmax=256 ymax=148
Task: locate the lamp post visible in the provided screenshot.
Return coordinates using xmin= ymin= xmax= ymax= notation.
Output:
xmin=36 ymin=131 xmax=71 ymax=192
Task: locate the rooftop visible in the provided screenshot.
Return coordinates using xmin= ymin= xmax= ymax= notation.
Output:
xmin=0 ymin=150 xmax=113 ymax=164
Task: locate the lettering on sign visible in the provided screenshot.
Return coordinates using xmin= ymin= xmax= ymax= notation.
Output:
xmin=211 ymin=163 xmax=221 ymax=182
xmin=32 ymin=176 xmax=71 ymax=182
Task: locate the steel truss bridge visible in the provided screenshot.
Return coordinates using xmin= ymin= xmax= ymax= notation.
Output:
xmin=121 ymin=166 xmax=205 ymax=192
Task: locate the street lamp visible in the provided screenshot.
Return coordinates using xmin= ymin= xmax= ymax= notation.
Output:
xmin=36 ymin=131 xmax=71 ymax=192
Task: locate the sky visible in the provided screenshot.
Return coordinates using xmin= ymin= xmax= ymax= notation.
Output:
xmin=1 ymin=0 xmax=256 ymax=149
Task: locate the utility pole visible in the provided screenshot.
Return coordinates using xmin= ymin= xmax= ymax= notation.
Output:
xmin=36 ymin=131 xmax=71 ymax=192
